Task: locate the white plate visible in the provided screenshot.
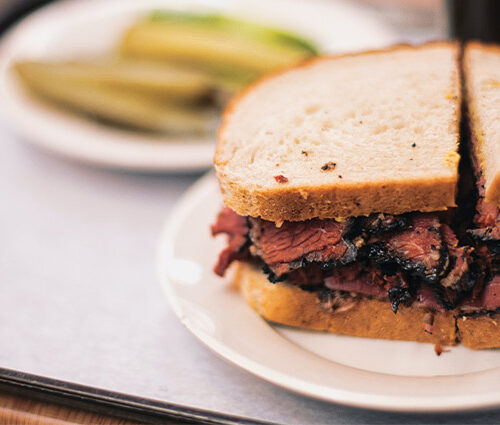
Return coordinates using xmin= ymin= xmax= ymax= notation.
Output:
xmin=158 ymin=173 xmax=500 ymax=412
xmin=0 ymin=0 xmax=397 ymax=172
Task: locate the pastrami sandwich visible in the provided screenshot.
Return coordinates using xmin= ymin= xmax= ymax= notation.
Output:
xmin=211 ymin=42 xmax=500 ymax=349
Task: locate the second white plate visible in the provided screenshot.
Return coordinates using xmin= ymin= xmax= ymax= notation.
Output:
xmin=158 ymin=173 xmax=500 ymax=412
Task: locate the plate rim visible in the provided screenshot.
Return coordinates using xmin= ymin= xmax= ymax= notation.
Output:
xmin=157 ymin=172 xmax=500 ymax=413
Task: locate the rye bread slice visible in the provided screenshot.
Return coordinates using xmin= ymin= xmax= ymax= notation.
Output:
xmin=215 ymin=42 xmax=461 ymax=222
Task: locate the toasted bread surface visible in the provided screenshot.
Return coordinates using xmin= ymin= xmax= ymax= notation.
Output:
xmin=464 ymin=42 xmax=500 ymax=206
xmin=216 ymin=42 xmax=461 ymax=221
xmin=233 ymin=262 xmax=457 ymax=346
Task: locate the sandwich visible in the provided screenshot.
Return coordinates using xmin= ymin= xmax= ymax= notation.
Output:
xmin=211 ymin=42 xmax=500 ymax=349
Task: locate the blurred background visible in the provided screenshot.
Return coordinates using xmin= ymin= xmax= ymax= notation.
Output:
xmin=4 ymin=0 xmax=498 ymax=173
xmin=0 ymin=1 xmax=499 ymax=423
xmin=2 ymin=0 xmax=499 ymax=41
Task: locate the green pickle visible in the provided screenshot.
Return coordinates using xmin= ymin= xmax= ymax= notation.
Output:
xmin=14 ymin=10 xmax=318 ymax=135
xmin=14 ymin=62 xmax=215 ymax=134
xmin=120 ymin=10 xmax=318 ymax=86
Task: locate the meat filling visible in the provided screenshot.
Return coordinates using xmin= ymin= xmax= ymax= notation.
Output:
xmin=435 ymin=223 xmax=475 ymax=309
xmin=212 ymin=207 xmax=492 ymax=313
xmin=355 ymin=213 xmax=409 ymax=235
xmin=211 ymin=207 xmax=250 ymax=277
xmin=468 ymin=195 xmax=500 ymax=278
xmin=365 ymin=214 xmax=447 ymax=284
xmin=248 ymin=217 xmax=356 ymax=281
xmin=461 ymin=275 xmax=500 ymax=312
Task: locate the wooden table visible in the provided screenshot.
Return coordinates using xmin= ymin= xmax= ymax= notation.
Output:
xmin=0 ymin=391 xmax=198 ymax=425
xmin=0 ymin=392 xmax=144 ymax=425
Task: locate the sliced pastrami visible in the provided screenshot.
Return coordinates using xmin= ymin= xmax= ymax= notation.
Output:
xmin=324 ymin=263 xmax=413 ymax=312
xmin=475 ymin=197 xmax=499 ymax=229
xmin=474 ymin=274 xmax=500 ymax=310
xmin=355 ymin=213 xmax=409 ymax=235
xmin=324 ymin=264 xmax=388 ymax=299
xmin=469 ymin=197 xmax=500 ymax=242
xmin=285 ymin=264 xmax=325 ymax=287
xmin=433 ymin=223 xmax=475 ymax=309
xmin=461 ymin=275 xmax=500 ymax=311
xmin=465 ymin=176 xmax=500 ymax=290
xmin=248 ymin=217 xmax=356 ymax=280
xmin=211 ymin=207 xmax=485 ymax=313
xmin=415 ymin=284 xmax=444 ymax=311
xmin=211 ymin=207 xmax=249 ymax=276
xmin=366 ymin=214 xmax=447 ymax=283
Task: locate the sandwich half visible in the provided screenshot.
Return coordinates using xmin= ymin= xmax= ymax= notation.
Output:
xmin=212 ymin=42 xmax=500 ymax=349
xmin=457 ymin=42 xmax=500 ymax=349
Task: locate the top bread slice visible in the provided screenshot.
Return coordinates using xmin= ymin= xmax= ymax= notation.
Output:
xmin=215 ymin=42 xmax=461 ymax=222
xmin=463 ymin=42 xmax=500 ymax=206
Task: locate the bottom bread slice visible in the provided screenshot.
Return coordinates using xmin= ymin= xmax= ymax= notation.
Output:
xmin=457 ymin=314 xmax=500 ymax=349
xmin=233 ymin=262 xmax=457 ymax=346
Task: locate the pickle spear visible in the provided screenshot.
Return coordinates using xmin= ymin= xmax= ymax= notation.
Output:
xmin=149 ymin=11 xmax=318 ymax=55
xmin=14 ymin=62 xmax=215 ymax=134
xmin=12 ymin=11 xmax=319 ymax=135
xmin=15 ymin=60 xmax=215 ymax=103
xmin=120 ymin=10 xmax=318 ymax=86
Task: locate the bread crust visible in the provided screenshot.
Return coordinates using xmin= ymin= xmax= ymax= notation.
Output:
xmin=457 ymin=313 xmax=500 ymax=350
xmin=465 ymin=41 xmax=500 ymax=54
xmin=217 ymin=174 xmax=457 ymax=222
xmin=216 ymin=42 xmax=461 ymax=221
xmin=233 ymin=262 xmax=457 ymax=346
